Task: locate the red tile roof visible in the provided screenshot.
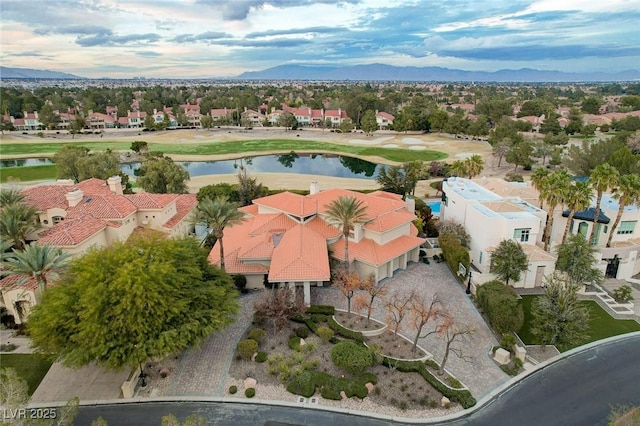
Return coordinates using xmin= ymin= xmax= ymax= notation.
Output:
xmin=162 ymin=194 xmax=198 ymax=229
xmin=364 ymin=209 xmax=416 ymax=232
xmin=331 ymin=234 xmax=424 ymax=266
xmin=0 ymin=275 xmax=39 ymax=291
xmin=126 ymin=193 xmax=178 ymax=209
xmin=66 ymin=194 xmax=137 ymax=219
xmin=268 ymin=224 xmax=330 ymax=282
xmin=254 ymin=192 xmax=317 ymax=217
xmin=38 ymin=214 xmax=108 ymax=246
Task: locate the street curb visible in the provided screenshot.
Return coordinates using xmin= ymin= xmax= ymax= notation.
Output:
xmin=26 ymin=333 xmax=640 ymax=424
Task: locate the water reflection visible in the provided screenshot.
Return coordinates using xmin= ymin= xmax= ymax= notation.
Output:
xmin=121 ymin=154 xmax=382 ymax=180
xmin=0 ymin=158 xmax=53 ymax=168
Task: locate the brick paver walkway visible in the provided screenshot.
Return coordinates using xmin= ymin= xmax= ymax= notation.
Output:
xmin=163 ymin=292 xmax=259 ymax=397
xmin=312 ymin=262 xmax=507 ymax=398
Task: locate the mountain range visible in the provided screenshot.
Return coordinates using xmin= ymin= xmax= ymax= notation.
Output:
xmin=236 ymin=64 xmax=640 ymax=82
xmin=2 ymin=64 xmax=639 ymax=82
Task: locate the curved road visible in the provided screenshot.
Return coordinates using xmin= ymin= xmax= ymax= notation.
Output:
xmin=74 ymin=336 xmax=640 ymax=426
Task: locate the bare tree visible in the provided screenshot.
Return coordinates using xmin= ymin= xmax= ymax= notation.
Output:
xmin=254 ymin=287 xmax=306 ymax=331
xmin=438 ymin=318 xmax=474 ymax=375
xmin=352 ymin=274 xmax=387 ymax=325
xmin=409 ymin=293 xmax=445 ymax=353
xmin=334 ymin=268 xmax=364 ymax=314
xmin=385 ymin=291 xmax=413 ymax=340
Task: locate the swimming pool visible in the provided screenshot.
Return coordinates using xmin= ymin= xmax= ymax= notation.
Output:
xmin=427 ymin=200 xmax=441 ymax=215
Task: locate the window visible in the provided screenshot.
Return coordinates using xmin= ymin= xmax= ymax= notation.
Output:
xmin=52 ymin=216 xmax=64 ymax=224
xmin=479 ymin=251 xmax=483 ymax=264
xmin=513 ymin=228 xmax=530 ymax=242
xmin=617 ymin=221 xmax=637 ymax=235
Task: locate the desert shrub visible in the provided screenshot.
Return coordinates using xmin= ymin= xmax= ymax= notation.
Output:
xmin=306 ymin=305 xmax=335 ymax=315
xmin=286 ymin=370 xmax=374 ymax=400
xmin=245 ymin=388 xmax=256 ymax=398
xmin=229 ymin=385 xmax=238 ymax=394
xmin=237 ymin=339 xmax=258 ymax=360
xmin=331 ymin=341 xmax=373 ymax=375
xmin=255 ymin=351 xmax=268 ymax=363
xmin=288 ymin=336 xmax=302 ymax=351
xmin=613 ymin=285 xmax=634 ymax=303
xmin=316 ymin=326 xmax=334 ymax=343
xmin=476 ymin=280 xmax=524 ymax=334
xmin=504 ymin=172 xmax=524 ymax=182
xmin=301 ymin=340 xmax=317 ymax=354
xmin=0 ymin=343 xmax=17 ymax=352
xmin=500 ymin=357 xmax=524 ymax=376
xmin=295 ymin=326 xmax=309 ymax=338
xmin=500 ymin=334 xmax=517 ymax=353
xmin=328 ymin=317 xmax=364 ymax=343
xmin=398 ymin=401 xmax=409 ymax=411
xmin=382 ymin=357 xmax=476 ymax=409
xmin=247 ymin=328 xmax=266 ymax=344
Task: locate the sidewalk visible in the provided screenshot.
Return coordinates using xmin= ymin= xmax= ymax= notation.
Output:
xmin=0 ymin=328 xmax=34 ymax=354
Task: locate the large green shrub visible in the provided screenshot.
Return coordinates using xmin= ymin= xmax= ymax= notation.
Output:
xmin=331 ymin=341 xmax=373 ymax=375
xmin=245 ymin=388 xmax=256 ymax=398
xmin=247 ymin=328 xmax=266 ymax=344
xmin=476 ymin=280 xmax=524 ymax=334
xmin=237 ymin=339 xmax=258 ymax=360
xmin=255 ymin=351 xmax=268 ymax=363
xmin=295 ymin=326 xmax=309 ymax=338
xmin=286 ymin=370 xmax=375 ymax=399
xmin=438 ymin=234 xmax=470 ymax=282
xmin=288 ymin=336 xmax=302 ymax=351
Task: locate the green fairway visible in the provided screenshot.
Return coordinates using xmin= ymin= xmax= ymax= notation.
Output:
xmin=0 ymin=138 xmax=447 ymax=163
xmin=1 ymin=165 xmax=58 ymax=183
xmin=0 ymin=354 xmax=53 ymax=395
xmin=518 ymin=295 xmax=640 ymax=352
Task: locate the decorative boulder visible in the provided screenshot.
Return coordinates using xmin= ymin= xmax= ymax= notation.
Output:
xmin=299 ymin=338 xmax=306 ymax=346
xmin=441 ymin=396 xmax=450 ymax=407
xmin=159 ymin=367 xmax=171 ymax=378
xmin=365 ymin=382 xmax=375 ymax=393
xmin=251 ymin=352 xmax=257 ymax=362
xmin=494 ymin=348 xmax=511 ymax=365
xmin=244 ymin=377 xmax=257 ymax=389
xmin=340 ymin=391 xmax=348 ymax=400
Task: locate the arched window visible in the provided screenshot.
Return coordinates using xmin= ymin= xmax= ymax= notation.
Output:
xmin=577 ymin=222 xmax=588 ymax=239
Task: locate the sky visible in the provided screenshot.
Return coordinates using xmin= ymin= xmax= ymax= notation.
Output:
xmin=1 ymin=0 xmax=639 ymax=79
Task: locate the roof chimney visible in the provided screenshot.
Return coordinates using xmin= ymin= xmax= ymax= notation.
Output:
xmin=310 ymin=182 xmax=320 ymax=195
xmin=107 ymin=175 xmax=123 ymax=195
xmin=406 ymin=195 xmax=415 ymax=214
xmin=66 ymin=189 xmax=84 ymax=208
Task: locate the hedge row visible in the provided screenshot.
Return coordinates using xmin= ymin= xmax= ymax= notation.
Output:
xmin=291 ymin=315 xmax=319 ymax=333
xmin=382 ymin=357 xmax=476 ymax=408
xmin=286 ymin=370 xmax=377 ymax=400
xmin=328 ymin=317 xmax=364 ymax=343
xmin=476 ymin=280 xmax=523 ymax=334
xmin=306 ymin=305 xmax=335 ymax=315
xmin=438 ymin=234 xmax=470 ymax=283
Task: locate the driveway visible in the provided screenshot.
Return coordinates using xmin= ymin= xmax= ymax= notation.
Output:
xmin=312 ymin=262 xmax=508 ymax=398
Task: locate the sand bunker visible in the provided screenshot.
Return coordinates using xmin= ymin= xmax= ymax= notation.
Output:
xmin=409 ymin=146 xmax=427 ymax=150
xmin=401 ymin=138 xmax=425 ymax=145
xmin=348 ymin=136 xmax=394 ymax=145
xmin=382 ymin=144 xmax=400 ymax=148
xmin=455 ymin=152 xmax=477 ymax=158
xmin=424 ymin=141 xmax=446 ymax=145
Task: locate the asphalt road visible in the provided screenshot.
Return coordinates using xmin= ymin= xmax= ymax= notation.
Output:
xmin=73 ymin=336 xmax=640 ymax=426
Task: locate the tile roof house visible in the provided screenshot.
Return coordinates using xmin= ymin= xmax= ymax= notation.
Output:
xmin=2 ymin=177 xmax=199 ymax=323
xmin=375 ymin=110 xmax=394 ymax=130
xmin=208 ymin=184 xmax=424 ymax=304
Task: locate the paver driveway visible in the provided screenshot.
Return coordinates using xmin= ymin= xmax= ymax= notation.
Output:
xmin=164 ymin=262 xmax=507 ymax=399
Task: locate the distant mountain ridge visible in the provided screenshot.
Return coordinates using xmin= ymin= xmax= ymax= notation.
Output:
xmin=236 ymin=64 xmax=640 ymax=82
xmin=0 ymin=66 xmax=83 ymax=79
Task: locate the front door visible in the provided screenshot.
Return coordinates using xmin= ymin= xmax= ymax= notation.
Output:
xmin=605 ymin=255 xmax=620 ymax=278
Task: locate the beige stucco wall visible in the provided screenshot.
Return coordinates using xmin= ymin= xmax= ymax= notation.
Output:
xmin=364 ymin=222 xmax=411 ymax=245
xmin=245 ymin=274 xmax=265 ymax=290
xmin=1 ymin=288 xmax=37 ymax=325
xmin=62 ymin=229 xmax=109 ymax=256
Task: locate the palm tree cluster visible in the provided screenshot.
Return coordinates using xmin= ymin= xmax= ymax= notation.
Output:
xmin=532 ymin=163 xmax=640 ymax=252
xmin=1 ymin=188 xmax=71 ymax=300
xmin=448 ymin=155 xmax=485 ymax=179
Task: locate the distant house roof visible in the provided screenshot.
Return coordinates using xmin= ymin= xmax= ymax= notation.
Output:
xmin=562 ymin=207 xmax=610 ymax=224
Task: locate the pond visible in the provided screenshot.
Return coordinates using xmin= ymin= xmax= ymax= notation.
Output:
xmin=121 ymin=154 xmax=383 ymax=180
xmin=0 ymin=158 xmax=54 ymax=168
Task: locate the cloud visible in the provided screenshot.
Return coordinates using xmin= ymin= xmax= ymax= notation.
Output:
xmin=77 ymin=33 xmax=161 ymax=47
xmin=171 ymin=32 xmax=231 ymax=43
xmin=196 ymin=0 xmax=360 ymax=21
xmin=155 ymin=19 xmax=179 ymax=31
xmin=34 ymin=25 xmax=112 ymax=36
xmin=246 ymin=26 xmax=346 ymax=38
xmin=6 ymin=51 xmax=52 ymax=58
xmin=133 ymin=51 xmax=163 ymax=58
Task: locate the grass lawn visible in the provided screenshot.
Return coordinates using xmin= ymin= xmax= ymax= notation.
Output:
xmin=518 ymin=295 xmax=640 ymax=352
xmin=0 ymin=354 xmax=53 ymax=395
xmin=1 ymin=165 xmax=58 ymax=183
xmin=0 ymin=139 xmax=447 ymax=163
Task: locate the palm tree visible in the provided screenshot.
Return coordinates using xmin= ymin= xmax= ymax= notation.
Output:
xmin=464 ymin=155 xmax=485 ymax=179
xmin=588 ymin=163 xmax=619 ymax=245
xmin=325 ymin=196 xmax=368 ymax=270
xmin=0 ymin=188 xmax=25 ymax=207
xmin=542 ymin=170 xmax=572 ymax=252
xmin=561 ymin=181 xmax=593 ymax=243
xmin=0 ymin=203 xmax=38 ymax=250
xmin=607 ymin=174 xmax=640 ymax=247
xmin=530 ymin=167 xmax=549 ymax=209
xmin=449 ymin=160 xmax=467 ymax=177
xmin=193 ymin=196 xmax=245 ymax=272
xmin=1 ymin=243 xmax=71 ymax=297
